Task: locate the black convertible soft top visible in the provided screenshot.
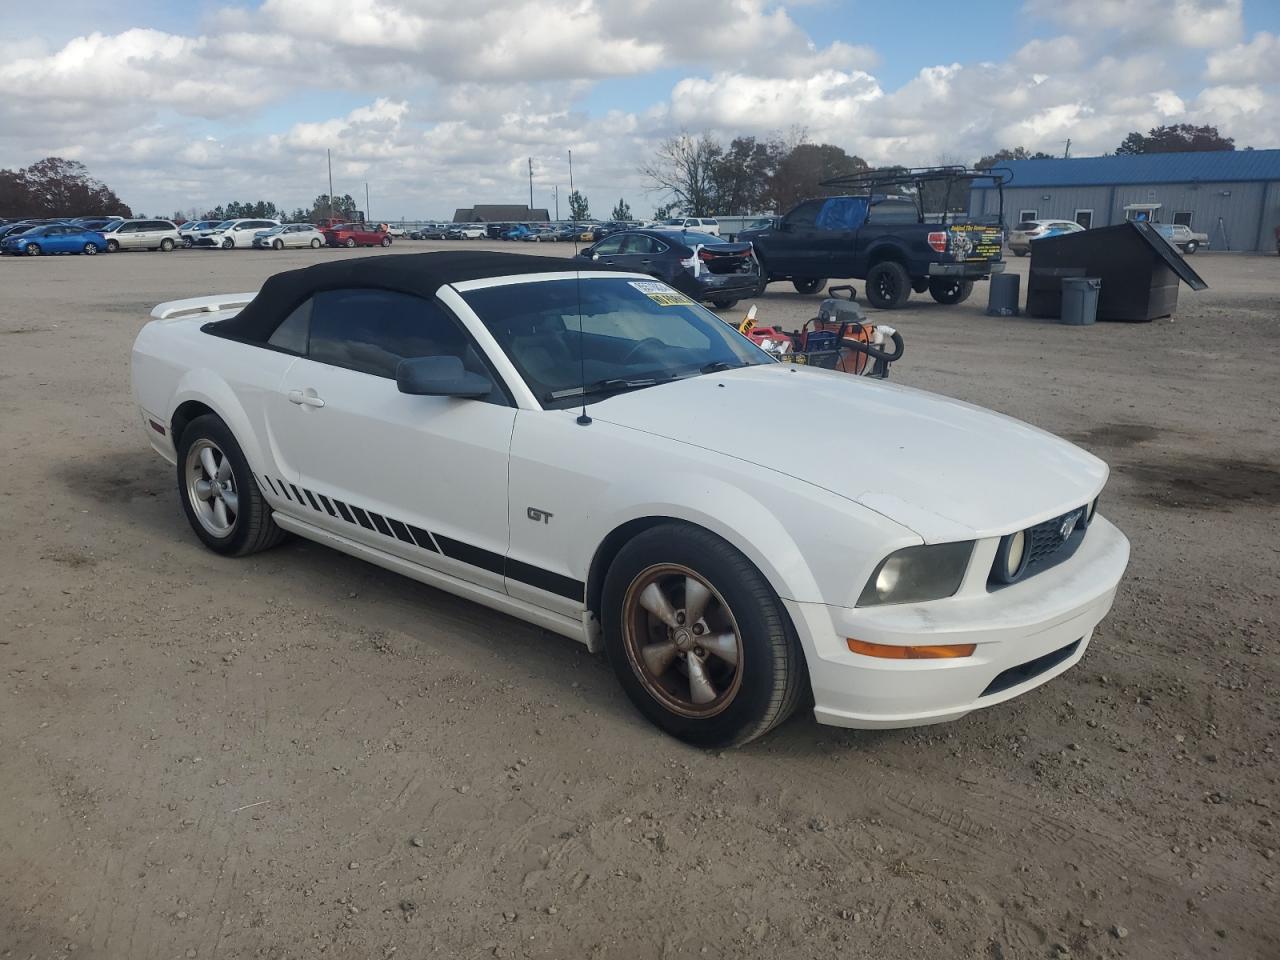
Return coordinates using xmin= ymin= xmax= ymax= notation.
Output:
xmin=208 ymin=251 xmax=620 ymax=343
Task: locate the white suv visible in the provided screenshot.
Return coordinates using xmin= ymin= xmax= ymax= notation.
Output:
xmin=194 ymin=219 xmax=282 ymax=249
xmin=101 ymin=219 xmax=182 ymax=253
xmin=660 ymin=217 xmax=721 ymax=236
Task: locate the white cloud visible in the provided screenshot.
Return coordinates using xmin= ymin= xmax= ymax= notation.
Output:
xmin=1206 ymin=31 xmax=1280 ymax=83
xmin=1024 ymin=0 xmax=1243 ymax=48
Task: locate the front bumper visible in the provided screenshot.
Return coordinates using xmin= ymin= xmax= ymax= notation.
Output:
xmin=929 ymin=260 xmax=1005 ymax=278
xmin=787 ymin=516 xmax=1130 ymax=729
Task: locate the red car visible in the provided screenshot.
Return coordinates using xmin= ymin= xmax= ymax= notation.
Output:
xmin=324 ymin=222 xmax=392 ymax=248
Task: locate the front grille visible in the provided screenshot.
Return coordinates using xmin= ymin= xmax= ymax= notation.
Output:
xmin=989 ymin=505 xmax=1088 ymax=588
xmin=981 ymin=639 xmax=1081 ymax=697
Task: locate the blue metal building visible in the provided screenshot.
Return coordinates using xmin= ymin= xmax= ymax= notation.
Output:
xmin=970 ymin=149 xmax=1280 ymax=252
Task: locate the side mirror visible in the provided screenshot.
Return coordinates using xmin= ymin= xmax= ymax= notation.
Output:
xmin=395 ymin=356 xmax=492 ymax=399
xmin=592 ymin=252 xmax=600 ymax=260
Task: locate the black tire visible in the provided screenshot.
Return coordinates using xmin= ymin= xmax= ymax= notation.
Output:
xmin=710 ymin=299 xmax=739 ymax=310
xmin=911 ymin=278 xmax=930 ymax=294
xmin=221 ymin=237 xmax=234 ymax=249
xmin=344 ymin=237 xmax=356 ymax=248
xmin=83 ymin=242 xmax=99 ymax=255
xmin=380 ymin=236 xmax=392 ymax=247
xmin=864 ymin=260 xmax=911 ymax=309
xmin=176 ymin=415 xmax=286 ymax=557
xmin=1014 ymin=249 xmax=1028 ymax=257
xmin=310 ymin=238 xmax=321 ymax=248
xmin=602 ymin=523 xmax=806 ymax=748
xmin=1183 ymin=241 xmax=1198 ymax=254
xmin=792 ymin=278 xmax=827 ymax=295
xmin=26 ymin=243 xmax=42 ymax=256
xmin=928 ymin=278 xmax=974 ymax=305
xmin=160 ymin=238 xmax=175 ymax=252
xmin=182 ymin=237 xmax=193 ymax=248
xmin=106 ymin=239 xmax=120 ymax=253
xmin=273 ymin=239 xmax=284 ymax=250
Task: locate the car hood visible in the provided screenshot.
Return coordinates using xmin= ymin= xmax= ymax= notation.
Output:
xmin=591 ymin=364 xmax=1107 ymax=542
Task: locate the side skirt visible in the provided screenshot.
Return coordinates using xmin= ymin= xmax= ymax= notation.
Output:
xmin=272 ymin=512 xmax=591 ymax=647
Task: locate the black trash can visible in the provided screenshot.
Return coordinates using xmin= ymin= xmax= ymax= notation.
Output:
xmin=1027 ymin=221 xmax=1207 ymax=322
xmin=1060 ymin=277 xmax=1101 ymax=325
xmin=986 ymin=272 xmax=1020 ymax=316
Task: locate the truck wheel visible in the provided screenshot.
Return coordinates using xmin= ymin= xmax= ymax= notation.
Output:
xmin=710 ymin=299 xmax=739 ymax=310
xmin=177 ymin=415 xmax=286 ymax=557
xmin=603 ymin=522 xmax=806 ymax=748
xmin=792 ymin=278 xmax=826 ymax=295
xmin=864 ymin=261 xmax=911 ymax=309
xmin=928 ymin=278 xmax=974 ymax=305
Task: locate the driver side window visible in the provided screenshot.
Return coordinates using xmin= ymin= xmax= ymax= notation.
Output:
xmin=593 ymin=236 xmax=624 ymax=255
xmin=783 ymin=200 xmax=824 ymax=229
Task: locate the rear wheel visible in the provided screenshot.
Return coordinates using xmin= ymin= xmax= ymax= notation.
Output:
xmin=1014 ymin=249 xmax=1028 ymax=257
xmin=603 ymin=523 xmax=806 ymax=747
xmin=160 ymin=238 xmax=175 ymax=252
xmin=710 ymin=299 xmax=739 ymax=310
xmin=310 ymin=238 xmax=321 ymax=248
xmin=83 ymin=242 xmax=98 ymax=255
xmin=864 ymin=260 xmax=911 ymax=309
xmin=1183 ymin=241 xmax=1198 ymax=254
xmin=928 ymin=278 xmax=974 ymax=305
xmin=177 ymin=415 xmax=285 ymax=557
xmin=792 ymin=278 xmax=826 ymax=295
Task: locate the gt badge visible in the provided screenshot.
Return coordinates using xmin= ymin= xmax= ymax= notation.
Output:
xmin=527 ymin=507 xmax=553 ymax=525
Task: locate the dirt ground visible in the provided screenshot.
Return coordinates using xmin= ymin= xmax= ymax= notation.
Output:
xmin=1 ymin=241 xmax=1277 ymax=960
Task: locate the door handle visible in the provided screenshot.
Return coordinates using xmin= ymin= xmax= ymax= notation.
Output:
xmin=288 ymin=389 xmax=325 ymax=408
xmin=640 ymin=259 xmax=652 ymax=264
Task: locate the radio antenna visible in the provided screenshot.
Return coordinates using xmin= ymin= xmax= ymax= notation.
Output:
xmin=575 ymin=269 xmax=590 ymax=425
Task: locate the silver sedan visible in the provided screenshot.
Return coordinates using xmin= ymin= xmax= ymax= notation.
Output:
xmin=251 ymin=224 xmax=326 ymax=250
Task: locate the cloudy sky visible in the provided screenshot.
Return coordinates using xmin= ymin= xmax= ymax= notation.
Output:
xmin=1 ymin=0 xmax=1278 ymax=219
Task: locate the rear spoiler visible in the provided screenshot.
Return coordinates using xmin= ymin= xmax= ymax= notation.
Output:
xmin=150 ymin=292 xmax=258 ymax=320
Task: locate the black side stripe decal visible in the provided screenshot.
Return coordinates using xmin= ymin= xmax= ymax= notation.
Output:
xmin=260 ymin=476 xmax=582 ymax=601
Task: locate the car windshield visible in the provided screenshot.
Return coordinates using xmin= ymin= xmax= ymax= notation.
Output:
xmin=261 ymin=225 xmax=284 ymax=234
xmin=661 ymin=219 xmax=685 ymax=226
xmin=462 ymin=276 xmax=770 ymax=409
xmin=214 ymin=220 xmax=236 ymax=230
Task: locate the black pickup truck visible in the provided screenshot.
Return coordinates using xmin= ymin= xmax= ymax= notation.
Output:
xmin=738 ymin=166 xmax=1007 ymax=309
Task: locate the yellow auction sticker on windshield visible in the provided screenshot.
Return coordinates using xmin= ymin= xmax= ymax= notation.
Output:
xmin=628 ymin=280 xmax=693 ymax=306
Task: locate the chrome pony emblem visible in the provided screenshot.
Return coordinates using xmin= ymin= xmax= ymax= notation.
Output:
xmin=1059 ymin=511 xmax=1081 ymax=540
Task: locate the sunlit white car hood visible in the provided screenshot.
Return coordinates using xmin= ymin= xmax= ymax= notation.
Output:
xmin=591 ymin=364 xmax=1107 ymax=542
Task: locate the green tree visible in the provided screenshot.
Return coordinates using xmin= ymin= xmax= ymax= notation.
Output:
xmin=711 ymin=135 xmax=785 ymax=214
xmin=765 ymin=143 xmax=868 ymax=212
xmin=975 ymin=146 xmax=1055 ymax=169
xmin=1114 ymin=124 xmax=1235 ymax=155
xmin=568 ymin=190 xmax=590 ymax=221
xmin=652 ymin=202 xmax=677 ymax=220
xmin=610 ymin=197 xmax=632 ymax=221
xmin=309 ymin=193 xmax=358 ymax=222
xmin=0 ymin=157 xmax=131 ymax=218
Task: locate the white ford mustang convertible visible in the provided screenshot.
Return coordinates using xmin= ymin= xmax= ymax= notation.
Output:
xmin=131 ymin=252 xmax=1130 ymax=746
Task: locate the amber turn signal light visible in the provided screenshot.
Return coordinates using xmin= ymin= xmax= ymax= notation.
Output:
xmin=846 ymin=638 xmax=976 ymax=660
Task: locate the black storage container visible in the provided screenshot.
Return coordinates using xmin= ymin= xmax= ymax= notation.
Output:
xmin=1026 ymin=221 xmax=1207 ymax=322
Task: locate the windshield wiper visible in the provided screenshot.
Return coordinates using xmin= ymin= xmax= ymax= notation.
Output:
xmin=698 ymin=360 xmax=747 ymax=374
xmin=547 ymin=378 xmax=661 ymax=402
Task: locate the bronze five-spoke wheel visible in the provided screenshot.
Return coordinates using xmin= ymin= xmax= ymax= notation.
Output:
xmin=603 ymin=523 xmax=807 ymax=747
xmin=622 ymin=564 xmax=743 ymax=718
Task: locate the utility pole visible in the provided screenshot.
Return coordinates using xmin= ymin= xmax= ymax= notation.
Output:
xmin=327 ymin=149 xmax=334 ymax=223
xmin=528 ymin=158 xmax=534 ymax=213
xmin=365 ymin=182 xmax=371 ymax=224
xmin=553 ymin=185 xmax=559 ymax=221
xmin=1063 ymin=138 xmax=1072 ymax=159
xmin=568 ymin=150 xmax=575 ymax=223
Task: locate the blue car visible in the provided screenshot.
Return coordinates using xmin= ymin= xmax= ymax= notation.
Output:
xmin=0 ymin=223 xmax=107 ymax=256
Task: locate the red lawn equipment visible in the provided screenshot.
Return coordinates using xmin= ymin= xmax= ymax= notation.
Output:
xmin=737 ymin=285 xmax=905 ymax=378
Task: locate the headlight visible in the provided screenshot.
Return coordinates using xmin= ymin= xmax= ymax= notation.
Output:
xmin=1083 ymin=497 xmax=1099 ymax=527
xmin=857 ymin=541 xmax=974 ymax=607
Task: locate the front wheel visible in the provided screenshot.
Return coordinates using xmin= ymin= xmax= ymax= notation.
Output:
xmin=177 ymin=415 xmax=286 ymax=557
xmin=160 ymin=238 xmax=175 ymax=252
xmin=26 ymin=243 xmax=41 ymax=257
xmin=273 ymin=239 xmax=284 ymax=250
xmin=864 ymin=260 xmax=911 ymax=309
xmin=1183 ymin=241 xmax=1198 ymax=254
xmin=221 ymin=237 xmax=234 ymax=249
xmin=83 ymin=242 xmax=99 ymax=255
xmin=106 ymin=239 xmax=120 ymax=253
xmin=1014 ymin=249 xmax=1028 ymax=257
xmin=380 ymin=236 xmax=392 ymax=247
xmin=928 ymin=278 xmax=974 ymax=305
xmin=310 ymin=238 xmax=321 ymax=248
xmin=344 ymin=237 xmax=356 ymax=248
xmin=603 ymin=523 xmax=806 ymax=748
xmin=182 ymin=237 xmax=193 ymax=248
xmin=792 ymin=278 xmax=826 ymax=295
